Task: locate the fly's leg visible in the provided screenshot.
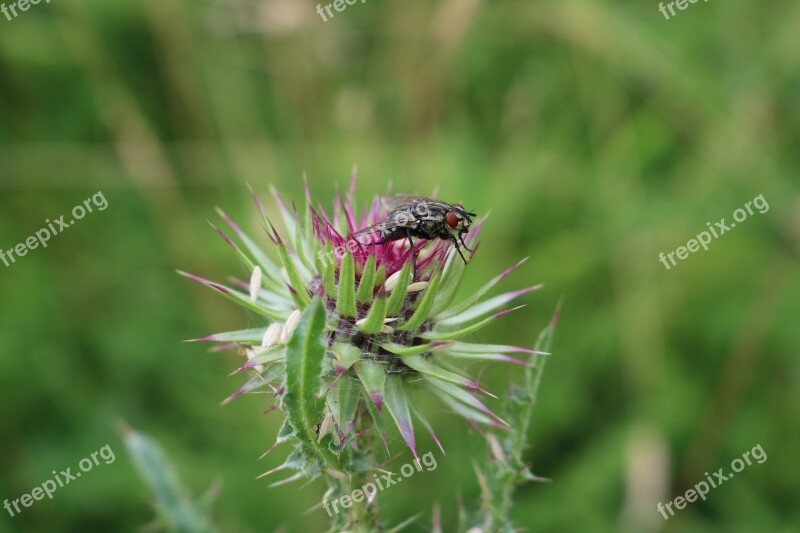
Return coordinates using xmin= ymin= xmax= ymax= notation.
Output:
xmin=406 ymin=229 xmax=417 ymax=282
xmin=458 ymin=232 xmax=474 ymax=253
xmin=450 ymin=234 xmax=468 ymax=264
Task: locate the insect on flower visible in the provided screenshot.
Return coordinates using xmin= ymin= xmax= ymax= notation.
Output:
xmin=349 ymin=197 xmax=477 ymax=279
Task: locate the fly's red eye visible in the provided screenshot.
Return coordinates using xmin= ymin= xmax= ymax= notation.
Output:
xmin=446 ymin=212 xmax=459 ymax=228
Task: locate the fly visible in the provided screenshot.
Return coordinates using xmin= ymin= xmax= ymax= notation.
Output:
xmin=350 ymin=197 xmax=477 ymax=279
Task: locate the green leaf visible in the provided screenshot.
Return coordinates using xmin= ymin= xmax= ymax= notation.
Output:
xmin=380 ymin=341 xmax=451 ymax=357
xmin=337 ymin=252 xmax=357 ymax=317
xmin=293 ymin=208 xmax=315 ymax=272
xmin=399 ymin=270 xmax=442 ymax=331
xmin=402 ymin=355 xmax=479 ymax=391
xmin=319 ymin=242 xmax=336 ymax=297
xmin=386 ymin=261 xmax=412 ymax=316
xmin=240 ymin=345 xmax=285 ymax=369
xmin=384 ymin=376 xmax=418 ymax=459
xmin=327 ymin=376 xmax=361 ymax=434
xmin=446 ymin=342 xmax=543 ymax=355
xmin=276 ymin=418 xmax=296 ymax=444
xmin=275 ymin=242 xmax=311 ymax=309
xmin=437 ymin=287 xmax=539 ymax=327
xmin=441 ymin=350 xmax=528 ymax=366
xmin=363 ymin=395 xmax=389 ymax=453
xmin=356 ymin=359 xmax=386 ymax=410
xmin=215 ymin=208 xmax=286 ymax=295
xmin=357 ymin=291 xmax=387 ymax=334
xmin=437 ymin=258 xmax=527 ymax=319
xmin=374 ymin=264 xmax=386 ymax=289
xmin=122 ymin=427 xmax=216 ymax=533
xmin=343 ymin=447 xmax=373 ymax=476
xmin=270 ymin=185 xmax=299 ymax=250
xmin=177 ymin=271 xmax=288 ymax=321
xmin=284 ymin=298 xmax=328 ymax=449
xmin=356 ymin=254 xmax=377 ymax=302
xmin=430 ymin=247 xmax=467 ymax=316
xmin=426 ymin=377 xmax=507 ymax=426
xmin=331 ymin=341 xmax=362 ymax=371
xmin=421 ymin=306 xmax=524 ymax=341
xmin=188 ymin=327 xmax=267 ymax=343
xmin=431 ymin=387 xmax=498 ymax=427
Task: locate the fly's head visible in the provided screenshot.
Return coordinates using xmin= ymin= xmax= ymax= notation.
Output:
xmin=445 ymin=203 xmax=477 ymax=234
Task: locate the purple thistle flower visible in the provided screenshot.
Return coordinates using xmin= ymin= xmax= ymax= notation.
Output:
xmin=181 ymin=177 xmax=544 ymax=478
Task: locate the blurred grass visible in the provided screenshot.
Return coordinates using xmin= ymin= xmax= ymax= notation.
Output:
xmin=1 ymin=0 xmax=799 ymax=531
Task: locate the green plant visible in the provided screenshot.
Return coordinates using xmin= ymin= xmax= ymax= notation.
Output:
xmin=175 ymin=180 xmax=556 ymax=531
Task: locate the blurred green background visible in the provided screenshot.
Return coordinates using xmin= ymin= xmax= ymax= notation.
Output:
xmin=1 ymin=0 xmax=798 ymax=531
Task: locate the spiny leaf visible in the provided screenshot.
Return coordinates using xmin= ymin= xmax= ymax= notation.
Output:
xmin=222 ymin=373 xmax=273 ymax=405
xmin=357 ymin=291 xmax=388 ymax=334
xmin=363 ymin=394 xmax=389 ymax=453
xmin=411 ymin=405 xmax=445 ymax=455
xmin=437 ymin=257 xmax=528 ymax=319
xmin=402 ymin=355 xmax=487 ymax=394
xmin=431 ymin=387 xmax=504 ymax=428
xmin=275 ymin=241 xmax=311 ymax=309
xmin=374 ymin=264 xmax=386 ymax=289
xmin=284 ymin=299 xmax=328 ymax=449
xmin=209 ymin=221 xmax=257 ymax=273
xmin=260 ymin=419 xmax=297 ymax=459
xmin=331 ymin=341 xmax=362 ymax=372
xmin=441 ymin=350 xmax=530 ymax=366
xmin=327 ymin=376 xmax=361 ymax=434
xmin=270 ymin=185 xmax=299 ymax=250
xmin=337 ymin=252 xmax=357 ymax=318
xmin=380 ymin=341 xmax=452 ymax=357
xmin=293 ymin=205 xmax=315 ymax=272
xmin=430 ymin=247 xmax=467 ymax=316
xmin=384 ymin=376 xmax=418 ymax=459
xmin=216 ymin=207 xmax=285 ymax=294
xmin=386 ymin=261 xmax=412 ymax=316
xmin=177 ymin=271 xmax=287 ymax=321
xmin=446 ymin=342 xmax=546 ymax=355
xmin=187 ymin=328 xmax=267 ymax=343
xmin=320 ymin=242 xmax=336 ymax=297
xmin=399 ymin=269 xmax=443 ymax=331
xmin=437 ymin=287 xmax=540 ymax=327
xmin=234 ymin=345 xmax=285 ymax=373
xmin=356 ymin=360 xmax=386 ymax=410
xmin=421 ymin=306 xmax=524 ymax=341
xmin=426 ymin=377 xmax=507 ymax=426
xmin=356 ymin=254 xmax=377 ymax=302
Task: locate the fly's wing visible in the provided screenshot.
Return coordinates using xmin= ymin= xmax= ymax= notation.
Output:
xmin=349 ymin=219 xmax=398 ymax=245
xmin=381 ymin=195 xmax=453 ymax=212
xmin=350 ymin=202 xmax=429 ymax=245
xmin=351 ymin=196 xmax=453 ymax=245
xmin=380 ymin=194 xmax=422 ymax=213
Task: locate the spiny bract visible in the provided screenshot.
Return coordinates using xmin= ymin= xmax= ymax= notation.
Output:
xmin=180 ymin=179 xmax=544 ymax=484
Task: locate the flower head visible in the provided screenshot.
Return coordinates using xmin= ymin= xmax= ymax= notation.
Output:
xmin=180 ymin=178 xmax=544 ymax=481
